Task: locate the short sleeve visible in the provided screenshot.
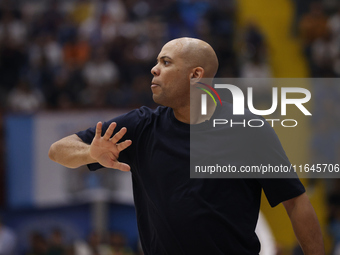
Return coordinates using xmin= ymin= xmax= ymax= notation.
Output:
xmin=259 ymin=178 xmax=305 ymax=207
xmin=249 ymin=119 xmax=305 ymax=207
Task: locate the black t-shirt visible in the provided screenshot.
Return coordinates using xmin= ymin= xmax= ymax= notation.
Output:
xmin=76 ymin=103 xmax=305 ymax=255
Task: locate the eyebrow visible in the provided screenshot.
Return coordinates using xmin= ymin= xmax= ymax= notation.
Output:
xmin=157 ymin=56 xmax=172 ymax=62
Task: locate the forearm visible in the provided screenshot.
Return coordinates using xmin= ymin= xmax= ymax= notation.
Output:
xmin=49 ymin=134 xmax=97 ymax=168
xmin=284 ymin=193 xmax=324 ymax=255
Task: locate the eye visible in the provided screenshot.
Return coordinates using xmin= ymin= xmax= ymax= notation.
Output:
xmin=163 ymin=60 xmax=170 ymax=65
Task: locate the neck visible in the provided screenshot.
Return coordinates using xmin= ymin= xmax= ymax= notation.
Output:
xmin=173 ymin=105 xmax=191 ymax=124
xmin=172 ymin=99 xmax=216 ymax=124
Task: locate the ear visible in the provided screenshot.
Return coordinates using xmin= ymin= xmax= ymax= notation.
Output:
xmin=190 ymin=67 xmax=204 ymax=84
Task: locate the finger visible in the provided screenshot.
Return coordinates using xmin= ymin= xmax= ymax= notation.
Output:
xmin=95 ymin=122 xmax=102 ymax=138
xmin=117 ymin=140 xmax=132 ymax=152
xmin=112 ymin=161 xmax=131 ymax=172
xmin=103 ymin=122 xmax=117 ymax=140
xmin=110 ymin=127 xmax=127 ymax=143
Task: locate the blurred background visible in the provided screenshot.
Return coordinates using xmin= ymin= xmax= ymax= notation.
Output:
xmin=0 ymin=0 xmax=340 ymax=254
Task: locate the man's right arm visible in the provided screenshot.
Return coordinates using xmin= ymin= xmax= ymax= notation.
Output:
xmin=48 ymin=134 xmax=96 ymax=169
xmin=48 ymin=122 xmax=132 ymax=171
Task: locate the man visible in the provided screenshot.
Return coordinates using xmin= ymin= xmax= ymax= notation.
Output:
xmin=49 ymin=37 xmax=324 ymax=254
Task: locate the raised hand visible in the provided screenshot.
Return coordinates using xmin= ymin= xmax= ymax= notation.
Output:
xmin=89 ymin=122 xmax=132 ymax=171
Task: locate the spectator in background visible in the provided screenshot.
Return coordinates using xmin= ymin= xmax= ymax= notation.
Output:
xmin=96 ymin=0 xmax=128 ymax=45
xmin=42 ymin=34 xmax=63 ymax=70
xmin=47 ymin=228 xmax=67 ymax=255
xmin=299 ymin=2 xmax=329 ymax=45
xmin=239 ymin=22 xmax=272 ymax=107
xmin=0 ymin=217 xmax=17 ymax=255
xmin=71 ymin=0 xmax=95 ymax=26
xmin=26 ymin=232 xmax=48 ymax=255
xmin=326 ymin=7 xmax=340 ymax=77
xmin=240 ymin=54 xmax=272 ymax=80
xmin=63 ymin=33 xmax=91 ymax=68
xmin=204 ymin=0 xmax=236 ymax=74
xmin=95 ymin=0 xmax=127 ymax=24
xmin=46 ymin=66 xmax=86 ymax=110
xmin=58 ymin=15 xmax=78 ymax=46
xmin=299 ymin=2 xmax=329 ymax=69
xmin=81 ymin=47 xmax=119 ymax=107
xmin=41 ymin=0 xmax=63 ymax=36
xmin=327 ymin=7 xmax=340 ymax=40
xmin=0 ymin=36 xmax=27 ymax=95
xmin=109 ymin=232 xmax=134 ymax=255
xmin=78 ymin=13 xmax=101 ymax=47
xmin=242 ymin=20 xmax=267 ymax=61
xmin=171 ymin=0 xmax=210 ymax=38
xmin=27 ymin=33 xmax=62 ymax=90
xmin=0 ymin=9 xmax=27 ymax=46
xmin=291 ymin=0 xmax=315 ymax=35
xmin=128 ymin=74 xmax=157 ymax=109
xmin=7 ymin=79 xmax=45 ymax=113
xmin=311 ymin=31 xmax=337 ymax=77
xmin=74 ymin=231 xmax=111 ymax=255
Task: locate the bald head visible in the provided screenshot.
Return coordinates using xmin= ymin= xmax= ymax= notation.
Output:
xmin=163 ymin=37 xmax=219 ymax=77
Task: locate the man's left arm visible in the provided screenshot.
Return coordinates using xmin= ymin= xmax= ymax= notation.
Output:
xmin=282 ymin=192 xmax=325 ymax=255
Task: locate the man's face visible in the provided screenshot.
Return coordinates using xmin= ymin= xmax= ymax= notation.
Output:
xmin=150 ymin=41 xmax=192 ymax=108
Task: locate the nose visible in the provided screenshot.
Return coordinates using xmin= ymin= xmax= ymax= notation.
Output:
xmin=151 ymin=64 xmax=160 ymax=76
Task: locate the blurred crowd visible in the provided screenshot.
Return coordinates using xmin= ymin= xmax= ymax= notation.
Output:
xmin=299 ymin=1 xmax=340 ymax=77
xmin=0 ymin=0 xmax=275 ymax=113
xmin=0 ymin=0 xmax=239 ymax=112
xmin=25 ymin=230 xmax=141 ymax=255
xmin=298 ymin=2 xmax=340 ymax=254
xmin=0 ymin=220 xmax=141 ymax=255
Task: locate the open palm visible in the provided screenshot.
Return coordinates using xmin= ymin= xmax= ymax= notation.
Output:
xmin=89 ymin=122 xmax=132 ymax=171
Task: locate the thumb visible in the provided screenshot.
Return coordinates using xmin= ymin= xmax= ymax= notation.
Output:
xmin=112 ymin=161 xmax=131 ymax=172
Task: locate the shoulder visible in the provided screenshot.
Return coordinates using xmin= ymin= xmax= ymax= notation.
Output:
xmin=111 ymin=105 xmax=171 ymax=131
xmin=131 ymin=105 xmax=169 ymax=118
xmin=76 ymin=106 xmax=170 ymax=143
xmin=120 ymin=106 xmax=169 ymax=125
